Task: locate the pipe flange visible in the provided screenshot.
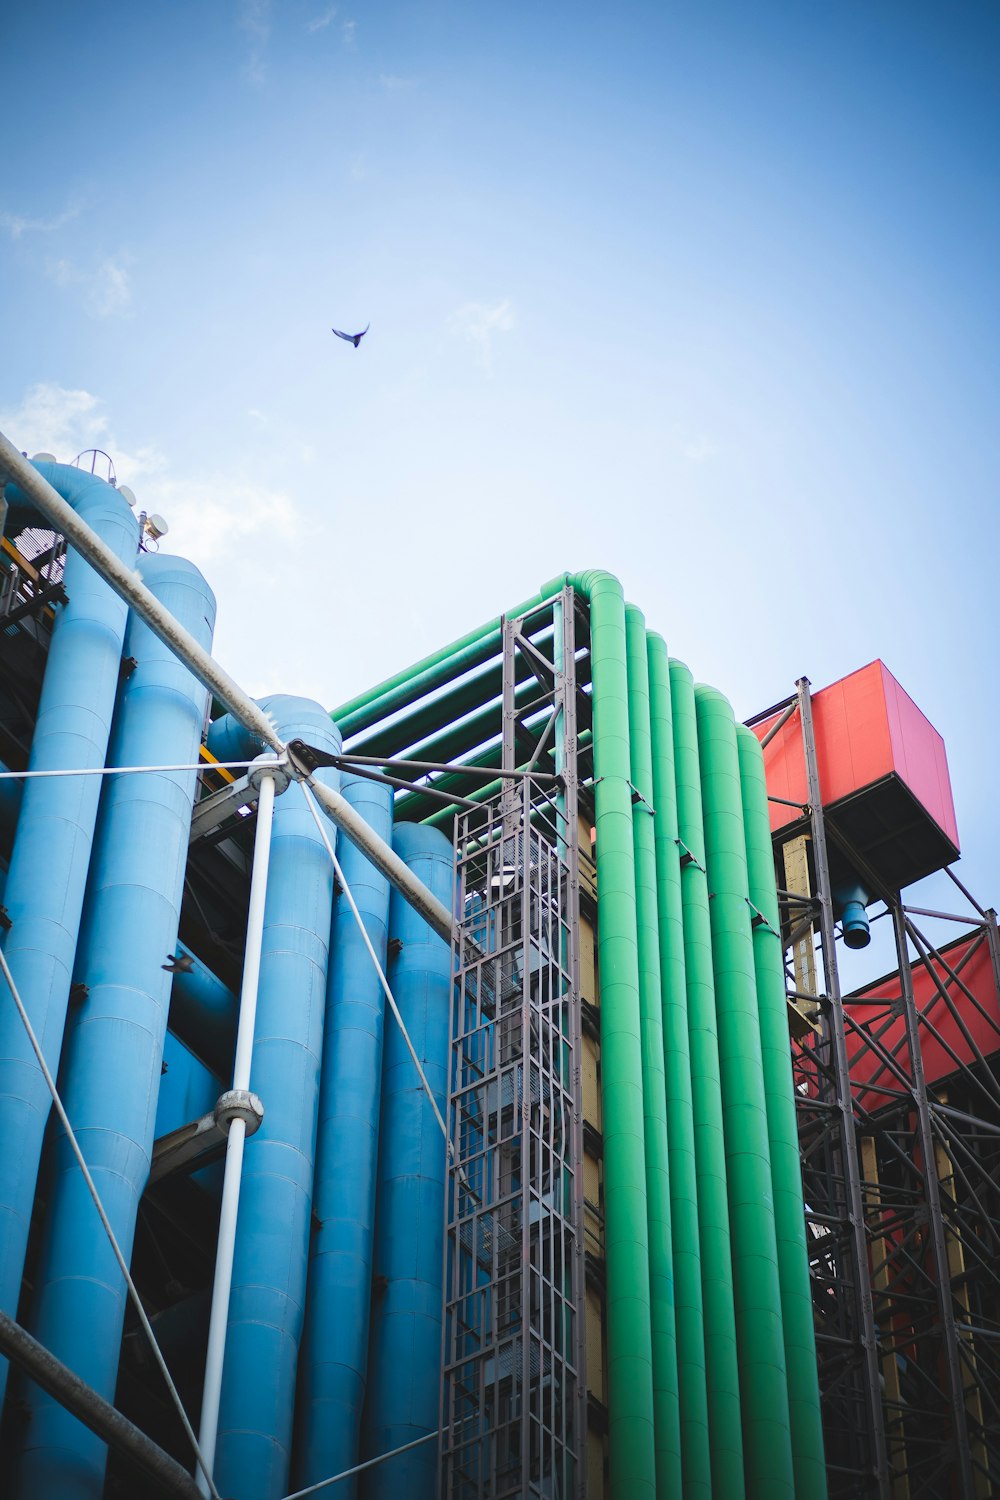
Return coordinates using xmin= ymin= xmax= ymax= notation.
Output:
xmin=248 ymin=752 xmax=292 ymax=796
xmin=214 ymin=1089 xmax=264 ymax=1136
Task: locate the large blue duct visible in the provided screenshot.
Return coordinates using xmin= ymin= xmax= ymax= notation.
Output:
xmin=209 ymin=696 xmax=341 ymax=1500
xmin=363 ymin=822 xmax=453 ymax=1500
xmin=14 ymin=551 xmax=216 ymax=1499
xmin=0 ymin=463 xmax=137 ymax=1406
xmin=296 ymin=774 xmax=394 ymax=1495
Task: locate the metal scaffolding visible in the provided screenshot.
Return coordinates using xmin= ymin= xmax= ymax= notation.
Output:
xmin=441 ymin=591 xmax=587 ymax=1499
xmin=748 ymin=676 xmax=1000 ymax=1500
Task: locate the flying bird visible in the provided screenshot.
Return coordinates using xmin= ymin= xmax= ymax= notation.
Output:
xmin=331 ymin=323 xmax=370 ymax=347
xmin=162 ymin=952 xmax=194 ymax=975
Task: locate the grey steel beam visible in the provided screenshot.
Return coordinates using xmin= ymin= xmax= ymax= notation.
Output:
xmin=796 ymin=676 xmax=890 ymax=1498
xmin=0 ymin=1309 xmax=204 ymax=1500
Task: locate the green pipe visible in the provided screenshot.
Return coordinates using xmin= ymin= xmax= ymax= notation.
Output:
xmin=346 ymin=659 xmax=506 ymax=756
xmin=574 ymin=571 xmax=656 ymax=1498
xmin=347 ymin=641 xmax=567 ymax=761
xmin=647 ymin=636 xmax=712 ymax=1500
xmin=625 ymin=606 xmax=681 ymax=1499
xmin=399 ymin=668 xmax=573 ymax=770
xmin=694 ymin=685 xmax=794 ymax=1499
xmin=669 ymin=661 xmax=745 ymax=1500
xmin=736 ymin=726 xmax=827 ymax=1500
xmin=332 ymin=576 xmax=566 ymax=737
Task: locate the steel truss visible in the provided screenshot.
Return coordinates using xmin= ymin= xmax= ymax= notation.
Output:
xmin=749 ymin=677 xmax=1000 ymax=1500
xmin=441 ymin=590 xmax=588 ymax=1499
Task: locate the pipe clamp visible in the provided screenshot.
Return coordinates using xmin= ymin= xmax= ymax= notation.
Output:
xmin=214 ymin=1089 xmax=264 ymax=1136
xmin=248 ymin=752 xmax=292 ymax=796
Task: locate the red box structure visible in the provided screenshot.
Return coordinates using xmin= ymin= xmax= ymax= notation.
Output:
xmin=753 ymin=661 xmax=959 ymax=893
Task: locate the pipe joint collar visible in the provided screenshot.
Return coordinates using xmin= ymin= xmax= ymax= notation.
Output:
xmin=248 ymin=752 xmax=292 ymax=796
xmin=214 ymin=1089 xmax=264 ymax=1136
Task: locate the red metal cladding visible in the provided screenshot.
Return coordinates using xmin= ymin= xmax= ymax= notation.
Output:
xmin=842 ymin=927 xmax=1000 ymax=1111
xmin=754 ymin=661 xmax=959 ymax=891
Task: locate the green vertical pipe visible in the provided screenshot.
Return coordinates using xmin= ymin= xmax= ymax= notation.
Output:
xmin=736 ymin=726 xmax=827 ymax=1500
xmin=625 ymin=605 xmax=681 ymax=1498
xmin=574 ymin=572 xmax=656 ymax=1498
xmin=694 ymin=685 xmax=795 ymax=1499
xmin=669 ymin=661 xmax=745 ymax=1499
xmin=647 ymin=636 xmax=713 ymax=1500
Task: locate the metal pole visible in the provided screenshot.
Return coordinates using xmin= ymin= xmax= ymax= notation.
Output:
xmin=796 ymin=676 xmax=889 ymax=1497
xmin=890 ymin=899 xmax=975 ymax=1497
xmin=0 ymin=1309 xmax=204 ymax=1500
xmin=0 ymin=434 xmax=453 ymax=944
xmin=196 ymin=763 xmax=277 ymax=1495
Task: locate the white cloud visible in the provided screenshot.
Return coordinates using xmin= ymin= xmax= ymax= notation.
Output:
xmin=0 ymin=382 xmax=322 ymax=696
xmin=47 ymin=255 xmax=133 ymax=318
xmin=139 ymin=475 xmax=303 ymax=563
xmin=378 ymin=73 xmax=415 ymax=91
xmin=0 ymin=381 xmax=304 ymax=565
xmin=306 ymin=4 xmax=337 ymax=31
xmin=240 ymin=0 xmax=271 ymax=83
xmin=342 ymin=17 xmax=356 ymax=45
xmin=0 ymin=383 xmax=109 ymax=459
xmin=450 ymin=298 xmax=515 ymax=372
xmin=0 ymin=203 xmax=81 ymax=240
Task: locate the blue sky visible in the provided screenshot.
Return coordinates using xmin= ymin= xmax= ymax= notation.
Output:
xmin=1 ymin=0 xmax=998 ymax=942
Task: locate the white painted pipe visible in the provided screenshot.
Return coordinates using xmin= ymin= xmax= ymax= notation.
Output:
xmin=195 ymin=764 xmax=276 ymax=1496
xmin=0 ymin=432 xmax=453 ymax=944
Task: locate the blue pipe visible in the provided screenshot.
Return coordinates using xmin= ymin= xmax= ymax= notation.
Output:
xmin=167 ymin=941 xmax=238 ymax=1078
xmin=296 ymin=774 xmax=394 ymax=1495
xmin=833 ymin=881 xmax=871 ymax=950
xmin=209 ymin=697 xmax=341 ymax=1500
xmin=0 ymin=463 xmax=137 ymax=1410
xmin=14 ymin=551 xmax=215 ymax=1499
xmin=363 ymin=823 xmax=453 ymax=1500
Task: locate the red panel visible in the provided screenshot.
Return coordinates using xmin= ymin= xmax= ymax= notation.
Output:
xmin=843 ymin=928 xmax=999 ymax=1111
xmin=752 ymin=660 xmax=958 ymax=851
xmin=881 ymin=663 xmax=960 ymax=850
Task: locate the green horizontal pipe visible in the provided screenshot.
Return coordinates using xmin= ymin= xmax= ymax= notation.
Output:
xmin=347 ymin=636 xmax=567 ymax=761
xmin=694 ymin=685 xmax=794 ymax=1500
xmin=647 ymin=635 xmax=712 ymax=1500
xmin=669 ymin=661 xmax=745 ymax=1500
xmin=332 ymin=576 xmax=567 ymax=737
xmin=736 ymin=725 xmax=827 ymax=1500
xmin=581 ymin=573 xmax=656 ymax=1498
xmin=626 ymin=606 xmax=681 ymax=1499
xmin=346 ymin=658 xmax=506 ymax=756
xmin=361 ymin=670 xmax=555 ymax=771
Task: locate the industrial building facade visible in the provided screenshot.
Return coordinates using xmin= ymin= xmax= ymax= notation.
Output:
xmin=0 ymin=443 xmax=996 ymax=1499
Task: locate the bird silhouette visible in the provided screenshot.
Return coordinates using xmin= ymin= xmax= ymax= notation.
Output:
xmin=331 ymin=323 xmax=370 ymax=347
xmin=162 ymin=952 xmax=194 ymax=974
